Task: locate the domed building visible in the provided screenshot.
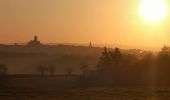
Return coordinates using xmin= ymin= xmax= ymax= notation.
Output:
xmin=27 ymin=36 xmax=42 ymax=46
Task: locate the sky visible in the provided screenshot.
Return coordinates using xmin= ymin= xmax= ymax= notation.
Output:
xmin=0 ymin=0 xmax=170 ymax=50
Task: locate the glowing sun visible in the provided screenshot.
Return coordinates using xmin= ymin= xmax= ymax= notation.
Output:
xmin=139 ymin=0 xmax=167 ymax=23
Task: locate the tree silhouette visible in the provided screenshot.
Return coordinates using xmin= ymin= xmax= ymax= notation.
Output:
xmin=0 ymin=64 xmax=8 ymax=87
xmin=157 ymin=45 xmax=170 ymax=67
xmin=0 ymin=64 xmax=7 ymax=75
xmin=97 ymin=47 xmax=123 ymax=75
xmin=37 ymin=65 xmax=46 ymax=76
xmin=48 ymin=65 xmax=56 ymax=76
xmin=66 ymin=67 xmax=73 ymax=76
xmin=97 ymin=46 xmax=110 ymax=74
xmin=156 ymin=46 xmax=170 ymax=84
xmin=80 ymin=62 xmax=89 ymax=75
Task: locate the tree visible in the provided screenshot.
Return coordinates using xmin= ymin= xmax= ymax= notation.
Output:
xmin=109 ymin=48 xmax=123 ymax=68
xmin=37 ymin=65 xmax=46 ymax=76
xmin=0 ymin=64 xmax=8 ymax=87
xmin=97 ymin=46 xmax=110 ymax=73
xmin=157 ymin=46 xmax=170 ymax=67
xmin=97 ymin=47 xmax=123 ymax=75
xmin=156 ymin=46 xmax=170 ymax=84
xmin=48 ymin=65 xmax=56 ymax=76
xmin=0 ymin=64 xmax=7 ymax=75
xmin=80 ymin=62 xmax=89 ymax=75
xmin=96 ymin=47 xmax=143 ymax=84
xmin=66 ymin=67 xmax=73 ymax=76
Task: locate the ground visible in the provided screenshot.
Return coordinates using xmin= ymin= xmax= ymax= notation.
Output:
xmin=1 ymin=87 xmax=170 ymax=100
xmin=1 ymin=76 xmax=170 ymax=100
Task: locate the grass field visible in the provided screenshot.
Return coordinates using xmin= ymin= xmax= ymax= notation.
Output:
xmin=1 ymin=87 xmax=170 ymax=100
xmin=1 ymin=76 xmax=170 ymax=100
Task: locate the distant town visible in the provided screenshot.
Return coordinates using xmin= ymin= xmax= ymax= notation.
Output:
xmin=0 ymin=36 xmax=147 ymax=75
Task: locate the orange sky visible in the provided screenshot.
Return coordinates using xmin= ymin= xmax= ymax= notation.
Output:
xmin=0 ymin=0 xmax=170 ymax=50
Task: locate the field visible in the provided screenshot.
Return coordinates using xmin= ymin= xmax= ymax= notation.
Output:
xmin=0 ymin=76 xmax=170 ymax=100
xmin=1 ymin=87 xmax=170 ymax=100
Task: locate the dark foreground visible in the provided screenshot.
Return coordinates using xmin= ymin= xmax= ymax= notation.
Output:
xmin=1 ymin=76 xmax=170 ymax=100
xmin=1 ymin=87 xmax=170 ymax=100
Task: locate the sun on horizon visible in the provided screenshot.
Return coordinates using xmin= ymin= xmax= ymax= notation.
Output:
xmin=139 ymin=0 xmax=168 ymax=23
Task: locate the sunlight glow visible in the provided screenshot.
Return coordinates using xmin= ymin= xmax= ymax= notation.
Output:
xmin=139 ymin=0 xmax=167 ymax=23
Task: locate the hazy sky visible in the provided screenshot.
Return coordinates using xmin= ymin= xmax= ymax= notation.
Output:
xmin=0 ymin=0 xmax=170 ymax=49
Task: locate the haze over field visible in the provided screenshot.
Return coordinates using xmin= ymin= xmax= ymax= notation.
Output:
xmin=2 ymin=0 xmax=170 ymax=100
xmin=0 ymin=0 xmax=170 ymax=50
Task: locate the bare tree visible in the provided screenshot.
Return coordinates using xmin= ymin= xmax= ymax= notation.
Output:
xmin=66 ymin=67 xmax=73 ymax=76
xmin=48 ymin=65 xmax=56 ymax=76
xmin=0 ymin=64 xmax=7 ymax=75
xmin=80 ymin=62 xmax=89 ymax=75
xmin=37 ymin=65 xmax=46 ymax=76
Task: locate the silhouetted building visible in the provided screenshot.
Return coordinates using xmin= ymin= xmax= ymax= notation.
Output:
xmin=27 ymin=36 xmax=42 ymax=46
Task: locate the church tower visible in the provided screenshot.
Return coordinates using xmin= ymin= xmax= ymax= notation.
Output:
xmin=27 ymin=35 xmax=42 ymax=46
xmin=34 ymin=35 xmax=38 ymax=41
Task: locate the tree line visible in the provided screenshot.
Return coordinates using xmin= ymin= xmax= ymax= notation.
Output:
xmin=1 ymin=45 xmax=170 ymax=86
xmin=95 ymin=46 xmax=170 ymax=86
